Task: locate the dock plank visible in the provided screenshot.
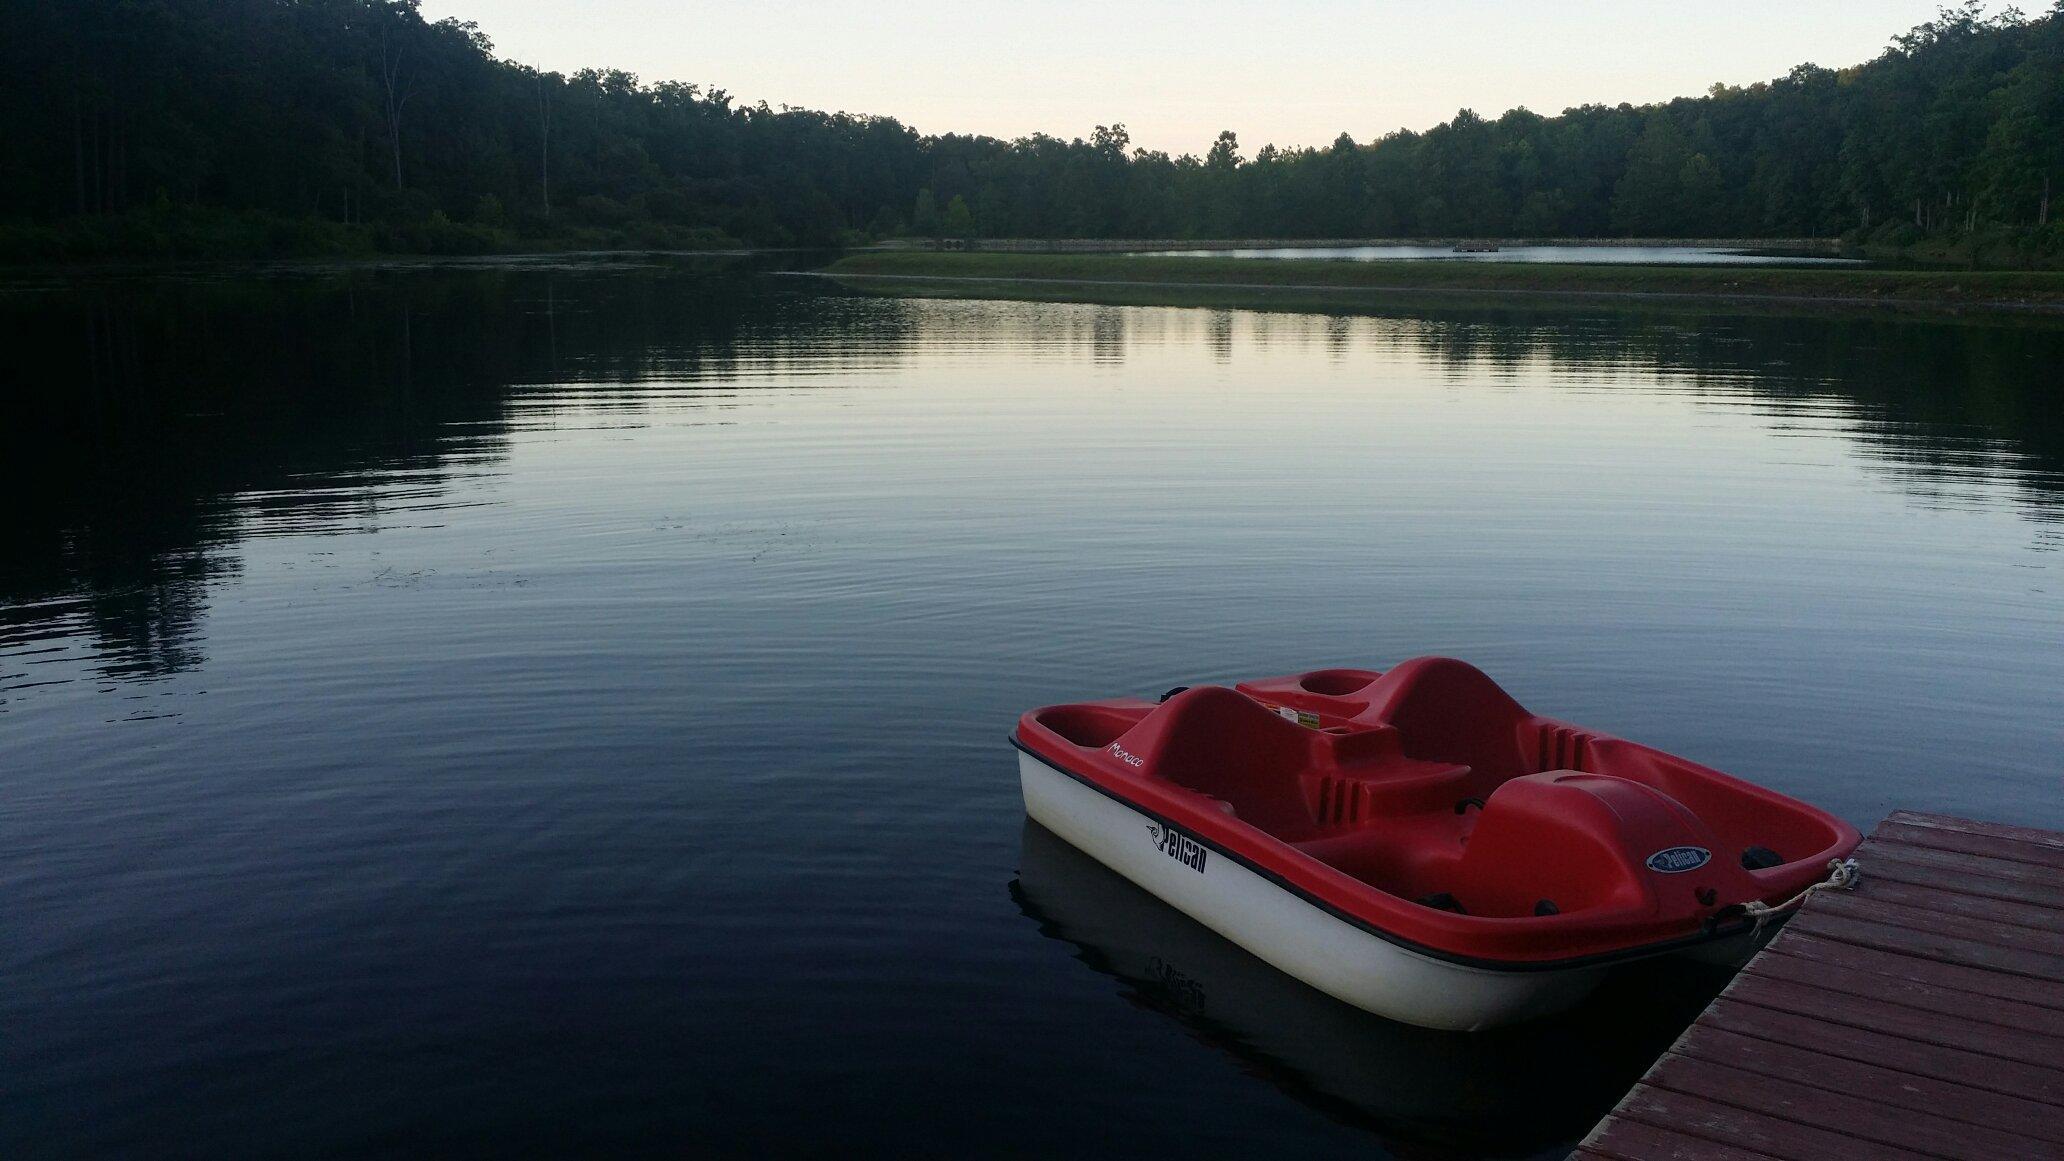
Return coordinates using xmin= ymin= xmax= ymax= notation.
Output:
xmin=1853 ymin=830 xmax=2064 ymax=885
xmin=1747 ymin=943 xmax=2064 ymax=1038
xmin=1784 ymin=907 xmax=2064 ymax=982
xmin=1641 ymin=1052 xmax=2040 ymax=1161
xmin=1889 ymin=810 xmax=2064 ymax=852
xmin=1607 ymin=1085 xmax=1937 ymax=1161
xmin=1874 ymin=820 xmax=2064 ymax=872
xmin=1803 ymin=890 xmax=2064 ymax=958
xmin=1859 ymin=846 xmax=2064 ymax=911
xmin=1851 ymin=874 xmax=2064 ymax=933
xmin=1669 ymin=1023 xmax=2064 ymax=1146
xmin=1723 ymin=973 xmax=2064 ymax=1070
xmin=1580 ymin=1117 xmax=1785 ymax=1161
xmin=1581 ymin=811 xmax=2064 ymax=1160
xmin=1760 ymin=930 xmax=2064 ymax=1012
xmin=1699 ymin=996 xmax=2064 ymax=1105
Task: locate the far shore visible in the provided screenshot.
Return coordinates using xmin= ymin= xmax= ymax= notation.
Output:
xmin=821 ymin=252 xmax=2064 ymax=316
xmin=863 ymin=236 xmax=1847 ymax=254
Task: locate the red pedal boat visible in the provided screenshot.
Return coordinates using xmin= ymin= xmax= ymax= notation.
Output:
xmin=1012 ymin=657 xmax=1861 ymax=1030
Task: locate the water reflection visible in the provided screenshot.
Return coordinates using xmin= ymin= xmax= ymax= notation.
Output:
xmin=1382 ymin=309 xmax=2064 ymax=520
xmin=5 ymin=263 xmax=2062 ymax=703
xmin=1013 ymin=821 xmax=1726 ymax=1158
xmin=0 ymin=256 xmax=904 ymax=693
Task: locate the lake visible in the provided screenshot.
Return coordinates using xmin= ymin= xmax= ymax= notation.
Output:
xmin=1142 ymin=244 xmax=1862 ymax=266
xmin=5 ymin=256 xmax=2061 ymax=1158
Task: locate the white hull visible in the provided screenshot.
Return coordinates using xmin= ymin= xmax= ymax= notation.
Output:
xmin=1020 ymin=751 xmax=1759 ymax=1031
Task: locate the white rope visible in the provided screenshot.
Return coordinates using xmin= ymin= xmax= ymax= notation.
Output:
xmin=1741 ymin=857 xmax=1861 ymax=933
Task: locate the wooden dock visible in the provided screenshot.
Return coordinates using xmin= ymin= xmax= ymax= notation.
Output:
xmin=1577 ymin=810 xmax=2064 ymax=1161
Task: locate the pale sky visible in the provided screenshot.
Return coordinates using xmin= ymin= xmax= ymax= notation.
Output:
xmin=419 ymin=1 xmax=1987 ymax=155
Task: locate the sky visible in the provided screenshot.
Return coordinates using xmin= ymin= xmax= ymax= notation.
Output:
xmin=418 ymin=1 xmax=1990 ymax=155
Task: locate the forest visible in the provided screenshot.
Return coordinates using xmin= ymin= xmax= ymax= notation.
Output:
xmin=1 ymin=0 xmax=2060 ymax=260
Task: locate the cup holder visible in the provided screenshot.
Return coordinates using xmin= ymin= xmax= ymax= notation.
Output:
xmin=1035 ymin=705 xmax=1139 ymax=749
xmin=1299 ymin=669 xmax=1377 ymax=697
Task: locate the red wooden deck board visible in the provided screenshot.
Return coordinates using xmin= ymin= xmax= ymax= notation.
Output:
xmin=1641 ymin=1052 xmax=2040 ymax=1161
xmin=1581 ymin=1117 xmax=1787 ymax=1161
xmin=1874 ymin=820 xmax=2064 ymax=872
xmin=1697 ymin=996 xmax=2064 ymax=1105
xmin=1858 ymin=847 xmax=2064 ymax=911
xmin=1578 ymin=811 xmax=2064 ymax=1161
xmin=1888 ymin=810 xmax=2064 ymax=852
xmin=1804 ymin=889 xmax=2064 ymax=958
xmin=1853 ymin=874 xmax=2064 ymax=933
xmin=1847 ymin=832 xmax=2064 ymax=888
xmin=1668 ymin=1023 xmax=2064 ymax=1146
xmin=1722 ymin=973 xmax=2064 ymax=1069
xmin=1606 ymin=1085 xmax=1939 ymax=1161
xmin=1758 ymin=930 xmax=2064 ymax=1012
xmin=1783 ymin=907 xmax=2064 ymax=983
xmin=1745 ymin=944 xmax=2064 ymax=1038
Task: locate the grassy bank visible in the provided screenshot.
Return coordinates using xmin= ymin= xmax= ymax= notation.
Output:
xmin=825 ymin=252 xmax=2064 ymax=314
xmin=1847 ymin=222 xmax=2064 ymax=270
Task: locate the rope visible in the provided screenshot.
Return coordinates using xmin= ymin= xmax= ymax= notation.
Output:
xmin=1741 ymin=857 xmax=1862 ymax=934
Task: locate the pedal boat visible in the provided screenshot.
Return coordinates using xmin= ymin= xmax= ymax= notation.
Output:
xmin=1011 ymin=657 xmax=1861 ymax=1030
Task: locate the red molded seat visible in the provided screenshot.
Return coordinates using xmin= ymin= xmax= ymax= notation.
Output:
xmin=1120 ymin=686 xmax=1323 ymax=838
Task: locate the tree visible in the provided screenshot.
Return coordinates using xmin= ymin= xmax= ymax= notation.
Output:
xmin=537 ymin=70 xmax=552 ymax=216
xmin=376 ymin=5 xmax=420 ymax=191
xmin=3 ymin=0 xmax=2062 ymax=257
xmin=942 ymin=194 xmax=974 ymax=238
xmin=1613 ymin=117 xmax=1695 ymax=234
xmin=912 ymin=188 xmax=939 ymax=236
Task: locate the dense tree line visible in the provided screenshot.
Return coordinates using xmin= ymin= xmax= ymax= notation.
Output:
xmin=2 ymin=0 xmax=2060 ymax=257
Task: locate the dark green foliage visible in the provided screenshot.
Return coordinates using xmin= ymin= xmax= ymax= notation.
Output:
xmin=2 ymin=0 xmax=2061 ymax=259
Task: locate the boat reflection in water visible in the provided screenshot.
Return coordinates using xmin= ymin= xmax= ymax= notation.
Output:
xmin=1010 ymin=820 xmax=1731 ymax=1158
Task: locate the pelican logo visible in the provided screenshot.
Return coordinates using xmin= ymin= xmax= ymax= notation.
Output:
xmin=1646 ymin=846 xmax=1712 ymax=874
xmin=1148 ymin=822 xmax=1208 ymax=873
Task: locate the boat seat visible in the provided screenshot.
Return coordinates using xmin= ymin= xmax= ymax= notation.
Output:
xmin=1356 ymin=656 xmax=1535 ymax=778
xmin=1291 ymin=810 xmax=1470 ymax=896
xmin=1138 ymin=686 xmax=1328 ymax=839
xmin=1134 ymin=686 xmax=1485 ymax=841
xmin=1442 ymin=771 xmax=1724 ymax=918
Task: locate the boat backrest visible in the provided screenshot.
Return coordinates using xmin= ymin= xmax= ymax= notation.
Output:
xmin=1358 ymin=656 xmax=1535 ymax=779
xmin=1120 ymin=686 xmax=1325 ymax=839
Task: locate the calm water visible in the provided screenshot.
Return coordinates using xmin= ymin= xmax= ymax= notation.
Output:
xmin=1144 ymin=244 xmax=1862 ymax=266
xmin=5 ymin=257 xmax=2062 ymax=1158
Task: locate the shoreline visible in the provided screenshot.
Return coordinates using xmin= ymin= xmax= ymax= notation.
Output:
xmin=820 ymin=253 xmax=2064 ymax=317
xmin=865 ymin=235 xmax=1847 ymax=254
